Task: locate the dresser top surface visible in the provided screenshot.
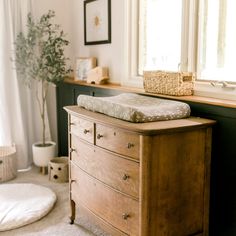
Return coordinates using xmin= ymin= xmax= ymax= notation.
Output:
xmin=64 ymin=106 xmax=216 ymax=135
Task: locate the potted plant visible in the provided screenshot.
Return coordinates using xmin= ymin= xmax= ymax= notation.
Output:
xmin=14 ymin=10 xmax=71 ymax=172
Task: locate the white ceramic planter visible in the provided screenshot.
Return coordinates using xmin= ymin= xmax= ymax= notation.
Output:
xmin=32 ymin=141 xmax=56 ymax=167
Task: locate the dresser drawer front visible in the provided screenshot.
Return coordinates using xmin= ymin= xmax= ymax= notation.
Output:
xmin=71 ymin=164 xmax=139 ymax=235
xmin=95 ymin=124 xmax=140 ymax=160
xmin=71 ymin=136 xmax=140 ymax=198
xmin=70 ymin=116 xmax=94 ymax=143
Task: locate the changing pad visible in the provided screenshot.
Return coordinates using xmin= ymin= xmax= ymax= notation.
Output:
xmin=77 ymin=93 xmax=190 ymax=123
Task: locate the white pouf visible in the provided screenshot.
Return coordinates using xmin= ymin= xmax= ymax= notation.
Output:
xmin=0 ymin=183 xmax=57 ymax=231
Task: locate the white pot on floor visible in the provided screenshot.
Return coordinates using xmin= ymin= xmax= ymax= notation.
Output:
xmin=32 ymin=141 xmax=56 ymax=167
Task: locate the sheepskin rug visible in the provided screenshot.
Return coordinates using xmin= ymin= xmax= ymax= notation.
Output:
xmin=0 ymin=183 xmax=56 ymax=231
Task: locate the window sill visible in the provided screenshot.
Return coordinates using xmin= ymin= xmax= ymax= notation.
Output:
xmin=64 ymin=78 xmax=236 ymax=109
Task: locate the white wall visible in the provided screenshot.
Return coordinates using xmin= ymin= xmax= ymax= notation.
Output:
xmin=33 ymin=0 xmax=74 ymax=67
xmin=34 ymin=0 xmax=126 ymax=82
xmin=71 ymin=0 xmax=126 ymax=83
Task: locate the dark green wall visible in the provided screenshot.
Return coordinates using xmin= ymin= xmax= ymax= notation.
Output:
xmin=57 ymin=82 xmax=236 ymax=236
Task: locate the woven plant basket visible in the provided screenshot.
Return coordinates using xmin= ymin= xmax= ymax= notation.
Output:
xmin=0 ymin=145 xmax=17 ymax=182
xmin=143 ymin=70 xmax=195 ymax=96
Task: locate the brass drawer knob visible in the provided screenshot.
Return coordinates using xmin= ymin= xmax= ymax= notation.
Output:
xmin=122 ymin=213 xmax=130 ymax=220
xmin=97 ymin=134 xmax=103 ymax=139
xmin=70 ymin=148 xmax=76 ymax=153
xmin=83 ymin=129 xmax=89 ymax=134
xmin=122 ymin=174 xmax=130 ymax=180
xmin=127 ymin=143 xmax=134 ymax=149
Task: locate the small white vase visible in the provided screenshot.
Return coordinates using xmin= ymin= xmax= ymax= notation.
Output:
xmin=32 ymin=141 xmax=56 ymax=167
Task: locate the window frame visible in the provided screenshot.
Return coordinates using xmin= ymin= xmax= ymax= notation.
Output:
xmin=122 ymin=0 xmax=143 ymax=88
xmin=123 ymin=0 xmax=236 ymax=100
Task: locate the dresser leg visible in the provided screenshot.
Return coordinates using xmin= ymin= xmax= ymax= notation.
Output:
xmin=70 ymin=200 xmax=76 ymax=224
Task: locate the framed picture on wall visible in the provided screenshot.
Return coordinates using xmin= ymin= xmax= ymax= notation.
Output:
xmin=84 ymin=0 xmax=111 ymax=45
xmin=74 ymin=57 xmax=97 ymax=81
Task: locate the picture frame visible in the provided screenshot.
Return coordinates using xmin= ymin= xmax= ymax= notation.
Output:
xmin=74 ymin=57 xmax=97 ymax=81
xmin=84 ymin=0 xmax=111 ymax=45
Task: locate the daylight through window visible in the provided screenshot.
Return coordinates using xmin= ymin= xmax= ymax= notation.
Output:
xmin=139 ymin=0 xmax=236 ymax=83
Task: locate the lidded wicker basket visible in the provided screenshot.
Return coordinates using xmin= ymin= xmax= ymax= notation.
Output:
xmin=143 ymin=70 xmax=195 ymax=96
xmin=0 ymin=145 xmax=17 ymax=182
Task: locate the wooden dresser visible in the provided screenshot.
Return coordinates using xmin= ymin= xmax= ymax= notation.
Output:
xmin=65 ymin=106 xmax=215 ymax=236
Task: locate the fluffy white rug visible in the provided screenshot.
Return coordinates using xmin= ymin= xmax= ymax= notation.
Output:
xmin=0 ymin=183 xmax=56 ymax=231
xmin=0 ymin=166 xmax=107 ymax=236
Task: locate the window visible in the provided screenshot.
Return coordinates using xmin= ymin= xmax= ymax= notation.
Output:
xmin=139 ymin=0 xmax=236 ymax=86
xmin=198 ymin=0 xmax=236 ymax=83
xmin=139 ymin=0 xmax=183 ymax=73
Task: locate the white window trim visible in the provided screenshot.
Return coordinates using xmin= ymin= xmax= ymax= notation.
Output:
xmin=122 ymin=0 xmax=143 ymax=88
xmin=194 ymin=81 xmax=236 ymax=100
xmin=122 ymin=0 xmax=236 ymax=100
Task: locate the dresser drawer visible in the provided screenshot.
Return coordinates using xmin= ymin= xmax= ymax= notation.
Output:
xmin=95 ymin=124 xmax=140 ymax=160
xmin=70 ymin=116 xmax=94 ymax=143
xmin=71 ymin=136 xmax=139 ymax=198
xmin=71 ymin=164 xmax=139 ymax=236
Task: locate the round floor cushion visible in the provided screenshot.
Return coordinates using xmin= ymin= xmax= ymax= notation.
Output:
xmin=0 ymin=183 xmax=57 ymax=231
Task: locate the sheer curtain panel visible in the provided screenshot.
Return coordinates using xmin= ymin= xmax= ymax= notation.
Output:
xmin=0 ymin=0 xmax=51 ymax=170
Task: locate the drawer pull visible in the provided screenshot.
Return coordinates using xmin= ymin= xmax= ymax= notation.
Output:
xmin=70 ymin=122 xmax=75 ymax=126
xmin=70 ymin=148 xmax=76 ymax=153
xmin=127 ymin=143 xmax=134 ymax=149
xmin=122 ymin=174 xmax=130 ymax=180
xmin=83 ymin=129 xmax=90 ymax=134
xmin=122 ymin=213 xmax=130 ymax=220
xmin=71 ymin=180 xmax=76 ymax=184
xmin=97 ymin=134 xmax=103 ymax=139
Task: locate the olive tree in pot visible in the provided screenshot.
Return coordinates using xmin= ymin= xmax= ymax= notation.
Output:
xmin=14 ymin=10 xmax=71 ymax=173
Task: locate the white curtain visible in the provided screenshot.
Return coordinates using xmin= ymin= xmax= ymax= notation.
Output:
xmin=0 ymin=0 xmax=51 ymax=170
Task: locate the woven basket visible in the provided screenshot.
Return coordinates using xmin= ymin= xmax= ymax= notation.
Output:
xmin=0 ymin=145 xmax=17 ymax=182
xmin=49 ymin=157 xmax=68 ymax=183
xmin=143 ymin=70 xmax=195 ymax=96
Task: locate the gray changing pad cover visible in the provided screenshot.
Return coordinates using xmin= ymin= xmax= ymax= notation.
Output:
xmin=77 ymin=93 xmax=190 ymax=123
